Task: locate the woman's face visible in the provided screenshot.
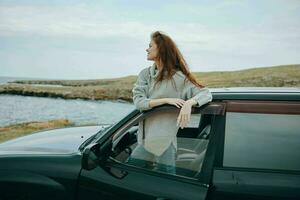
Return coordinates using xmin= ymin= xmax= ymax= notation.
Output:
xmin=146 ymin=39 xmax=158 ymax=61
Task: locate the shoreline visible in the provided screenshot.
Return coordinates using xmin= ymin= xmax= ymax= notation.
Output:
xmin=0 ymin=83 xmax=133 ymax=102
xmin=0 ymin=119 xmax=74 ymax=143
xmin=0 ymin=64 xmax=299 ymax=101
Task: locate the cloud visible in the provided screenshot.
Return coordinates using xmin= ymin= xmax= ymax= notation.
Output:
xmin=1 ymin=2 xmax=299 ymax=50
xmin=0 ymin=3 xmax=152 ymax=39
xmin=0 ymin=1 xmax=299 ymax=78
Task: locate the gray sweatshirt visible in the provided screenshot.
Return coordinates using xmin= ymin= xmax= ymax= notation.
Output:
xmin=132 ymin=64 xmax=212 ymax=156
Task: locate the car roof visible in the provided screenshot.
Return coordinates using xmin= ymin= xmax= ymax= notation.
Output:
xmin=209 ymin=87 xmax=300 ymax=101
xmin=209 ymin=87 xmax=300 ymax=93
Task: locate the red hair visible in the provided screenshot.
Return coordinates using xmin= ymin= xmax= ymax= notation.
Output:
xmin=151 ymin=31 xmax=204 ymax=88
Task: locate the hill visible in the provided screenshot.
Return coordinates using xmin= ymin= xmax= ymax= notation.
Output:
xmin=0 ymin=64 xmax=299 ymax=101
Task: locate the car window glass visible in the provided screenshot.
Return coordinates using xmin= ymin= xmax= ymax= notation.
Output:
xmin=224 ymin=112 xmax=300 ymax=171
xmin=110 ymin=110 xmax=212 ymax=179
xmin=186 ymin=113 xmax=201 ymax=127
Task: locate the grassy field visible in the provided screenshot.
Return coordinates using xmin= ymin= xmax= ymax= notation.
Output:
xmin=0 ymin=119 xmax=73 ymax=143
xmin=0 ymin=64 xmax=299 ymax=101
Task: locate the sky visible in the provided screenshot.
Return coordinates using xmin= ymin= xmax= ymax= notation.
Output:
xmin=0 ymin=0 xmax=300 ymax=79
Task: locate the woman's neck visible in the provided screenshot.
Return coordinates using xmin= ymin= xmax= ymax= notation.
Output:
xmin=154 ymin=60 xmax=163 ymax=71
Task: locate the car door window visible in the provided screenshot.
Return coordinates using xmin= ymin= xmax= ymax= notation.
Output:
xmin=110 ymin=109 xmax=212 ymax=179
xmin=224 ymin=102 xmax=300 ymax=171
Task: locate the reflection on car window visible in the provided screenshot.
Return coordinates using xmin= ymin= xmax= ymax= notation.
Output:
xmin=224 ymin=112 xmax=300 ymax=171
xmin=111 ymin=110 xmax=212 ymax=179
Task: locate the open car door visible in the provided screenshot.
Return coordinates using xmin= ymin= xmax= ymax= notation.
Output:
xmin=77 ymin=103 xmax=225 ymax=200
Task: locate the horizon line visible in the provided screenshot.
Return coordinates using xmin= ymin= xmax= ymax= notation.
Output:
xmin=1 ymin=63 xmax=299 ymax=80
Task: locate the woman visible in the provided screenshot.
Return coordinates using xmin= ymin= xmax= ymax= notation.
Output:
xmin=129 ymin=31 xmax=212 ymax=174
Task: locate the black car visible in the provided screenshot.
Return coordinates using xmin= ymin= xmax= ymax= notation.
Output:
xmin=0 ymin=88 xmax=300 ymax=200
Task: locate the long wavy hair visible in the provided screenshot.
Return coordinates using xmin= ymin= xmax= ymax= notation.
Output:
xmin=151 ymin=31 xmax=204 ymax=88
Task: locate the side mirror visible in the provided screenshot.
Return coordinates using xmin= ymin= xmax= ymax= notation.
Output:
xmin=82 ymin=143 xmax=101 ymax=170
xmin=82 ymin=139 xmax=112 ymax=170
xmin=81 ymin=140 xmax=128 ymax=179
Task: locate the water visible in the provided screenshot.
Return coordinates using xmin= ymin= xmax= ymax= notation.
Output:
xmin=0 ymin=94 xmax=135 ymax=127
xmin=0 ymin=76 xmax=36 ymax=84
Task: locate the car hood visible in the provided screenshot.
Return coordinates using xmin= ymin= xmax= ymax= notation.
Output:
xmin=0 ymin=126 xmax=107 ymax=155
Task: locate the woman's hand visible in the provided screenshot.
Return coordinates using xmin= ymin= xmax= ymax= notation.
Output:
xmin=165 ymin=98 xmax=186 ymax=108
xmin=177 ymin=100 xmax=195 ymax=129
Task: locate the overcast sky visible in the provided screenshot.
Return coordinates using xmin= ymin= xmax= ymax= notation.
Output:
xmin=0 ymin=0 xmax=299 ymax=79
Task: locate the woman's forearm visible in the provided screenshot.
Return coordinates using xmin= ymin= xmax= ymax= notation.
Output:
xmin=186 ymin=98 xmax=197 ymax=106
xmin=149 ymin=98 xmax=167 ymax=108
xmin=149 ymin=98 xmax=197 ymax=109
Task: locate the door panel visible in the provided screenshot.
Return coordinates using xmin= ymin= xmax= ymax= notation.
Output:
xmin=210 ymin=169 xmax=300 ymax=200
xmin=78 ymin=165 xmax=208 ymax=200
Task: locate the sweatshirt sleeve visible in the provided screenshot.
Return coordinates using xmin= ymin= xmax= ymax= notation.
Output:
xmin=132 ymin=68 xmax=152 ymax=111
xmin=183 ymin=81 xmax=213 ymax=107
